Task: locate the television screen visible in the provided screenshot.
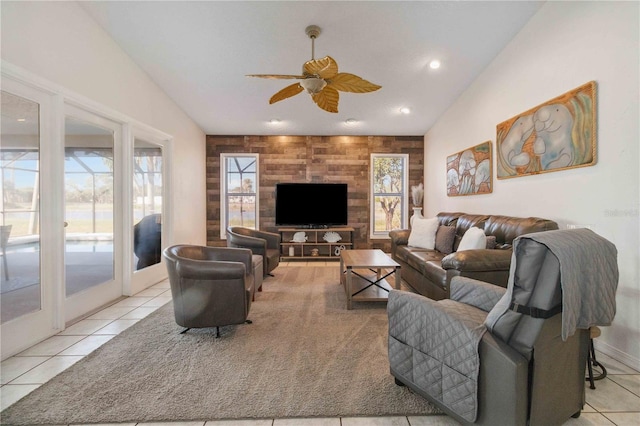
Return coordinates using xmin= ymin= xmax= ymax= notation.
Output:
xmin=275 ymin=183 xmax=348 ymax=227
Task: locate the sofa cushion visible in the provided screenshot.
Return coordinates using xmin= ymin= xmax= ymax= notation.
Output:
xmin=453 ymin=214 xmax=489 ymax=251
xmin=408 ymin=217 xmax=439 ymax=249
xmin=483 ymin=215 xmax=559 ymax=245
xmin=485 ymin=235 xmax=497 ymax=249
xmin=436 ymin=212 xmax=464 ymax=227
xmin=435 ymin=225 xmax=456 ymax=255
xmin=407 ymin=249 xmax=445 ymax=270
xmin=458 ymin=227 xmax=487 ymax=251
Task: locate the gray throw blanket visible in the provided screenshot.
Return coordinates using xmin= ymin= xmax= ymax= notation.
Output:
xmin=486 ymin=228 xmax=618 ymax=341
xmin=521 ymin=228 xmax=618 ymax=340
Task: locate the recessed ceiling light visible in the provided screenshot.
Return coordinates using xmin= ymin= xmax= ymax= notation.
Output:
xmin=429 ymin=60 xmax=441 ymax=70
xmin=17 ymin=118 xmax=26 ymax=122
xmin=269 ymin=119 xmax=282 ymax=124
xmin=345 ymin=118 xmax=358 ymax=125
xmin=399 ymin=107 xmax=411 ymax=115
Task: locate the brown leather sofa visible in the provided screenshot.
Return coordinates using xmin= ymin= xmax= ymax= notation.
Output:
xmin=389 ymin=212 xmax=558 ymax=300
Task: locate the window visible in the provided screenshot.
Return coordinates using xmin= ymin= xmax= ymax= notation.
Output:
xmin=220 ymin=154 xmax=259 ymax=238
xmin=133 ymin=140 xmax=163 ymax=271
xmin=370 ymin=154 xmax=408 ymax=238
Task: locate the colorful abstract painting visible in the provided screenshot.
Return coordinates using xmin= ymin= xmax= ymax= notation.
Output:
xmin=446 ymin=141 xmax=492 ymax=197
xmin=496 ymin=81 xmax=597 ymax=179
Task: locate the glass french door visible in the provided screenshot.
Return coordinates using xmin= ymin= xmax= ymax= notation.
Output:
xmin=63 ymin=106 xmax=122 ymax=322
xmin=0 ymin=81 xmax=60 ymax=359
xmin=1 ymin=71 xmax=169 ymax=359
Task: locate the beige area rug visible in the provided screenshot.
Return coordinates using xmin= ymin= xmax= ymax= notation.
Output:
xmin=1 ymin=266 xmax=440 ymax=424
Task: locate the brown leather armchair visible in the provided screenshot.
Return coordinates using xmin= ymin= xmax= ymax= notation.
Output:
xmin=226 ymin=226 xmax=281 ymax=277
xmin=388 ymin=228 xmax=618 ymax=425
xmin=163 ymin=245 xmax=254 ymax=337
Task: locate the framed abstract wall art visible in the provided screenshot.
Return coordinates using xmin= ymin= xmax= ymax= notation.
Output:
xmin=446 ymin=141 xmax=492 ymax=196
xmin=496 ymin=81 xmax=597 ymax=179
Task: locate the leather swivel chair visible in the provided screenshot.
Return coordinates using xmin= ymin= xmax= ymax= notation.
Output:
xmin=163 ymin=245 xmax=254 ymax=337
xmin=388 ymin=228 xmax=618 ymax=425
xmin=226 ymin=226 xmax=281 ymax=277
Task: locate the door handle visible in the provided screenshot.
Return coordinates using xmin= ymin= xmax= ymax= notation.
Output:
xmin=63 ymin=222 xmax=68 ymax=228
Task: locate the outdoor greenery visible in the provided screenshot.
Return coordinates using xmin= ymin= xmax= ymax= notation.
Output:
xmin=372 ymin=156 xmax=405 ymax=232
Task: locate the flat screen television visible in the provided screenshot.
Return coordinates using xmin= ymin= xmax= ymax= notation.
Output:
xmin=275 ymin=183 xmax=348 ymax=228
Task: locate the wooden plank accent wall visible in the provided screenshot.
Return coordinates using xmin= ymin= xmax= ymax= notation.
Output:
xmin=206 ymin=135 xmax=423 ymax=252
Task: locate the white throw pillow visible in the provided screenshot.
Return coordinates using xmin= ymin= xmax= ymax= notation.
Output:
xmin=408 ymin=217 xmax=439 ymax=249
xmin=457 ymin=226 xmax=487 ymax=251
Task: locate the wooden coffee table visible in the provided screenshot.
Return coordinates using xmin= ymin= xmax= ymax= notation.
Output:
xmin=340 ymin=249 xmax=401 ymax=310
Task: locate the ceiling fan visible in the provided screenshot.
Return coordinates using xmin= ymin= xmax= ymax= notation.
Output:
xmin=247 ymin=25 xmax=381 ymax=113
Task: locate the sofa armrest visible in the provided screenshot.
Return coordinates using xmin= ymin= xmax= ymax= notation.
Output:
xmin=389 ymin=229 xmax=410 ymax=246
xmin=441 ymin=248 xmax=512 ymax=272
xmin=450 ymin=276 xmax=507 ymax=312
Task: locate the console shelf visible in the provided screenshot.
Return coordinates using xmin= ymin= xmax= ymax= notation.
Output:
xmin=279 ymin=227 xmax=354 ymax=261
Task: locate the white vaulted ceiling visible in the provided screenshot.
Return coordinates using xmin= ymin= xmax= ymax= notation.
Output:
xmin=79 ymin=1 xmax=544 ymax=136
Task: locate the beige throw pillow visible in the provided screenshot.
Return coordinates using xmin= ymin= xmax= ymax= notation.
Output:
xmin=408 ymin=217 xmax=439 ymax=249
xmin=457 ymin=226 xmax=487 ymax=251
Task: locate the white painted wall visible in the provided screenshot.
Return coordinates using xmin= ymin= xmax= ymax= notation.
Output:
xmin=424 ymin=1 xmax=639 ymax=368
xmin=1 ymin=1 xmax=206 ymax=248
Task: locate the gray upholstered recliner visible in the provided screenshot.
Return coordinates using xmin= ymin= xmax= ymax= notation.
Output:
xmin=227 ymin=226 xmax=281 ymax=277
xmin=163 ymin=245 xmax=254 ymax=337
xmin=388 ymin=228 xmax=618 ymax=426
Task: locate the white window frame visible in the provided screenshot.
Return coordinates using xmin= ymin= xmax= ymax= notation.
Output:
xmin=220 ymin=153 xmax=259 ymax=239
xmin=370 ymin=153 xmax=409 ymax=239
xmin=127 ymin=126 xmax=172 ymax=296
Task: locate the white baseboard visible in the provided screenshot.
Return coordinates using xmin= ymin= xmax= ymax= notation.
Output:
xmin=595 ymin=339 xmax=640 ymax=372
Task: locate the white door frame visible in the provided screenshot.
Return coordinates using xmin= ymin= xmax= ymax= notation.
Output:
xmin=126 ymin=125 xmax=172 ymax=296
xmin=1 ymin=61 xmax=173 ymax=359
xmin=0 ymin=76 xmax=64 ymax=359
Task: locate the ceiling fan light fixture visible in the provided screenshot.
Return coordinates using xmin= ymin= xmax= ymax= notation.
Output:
xmin=300 ymin=77 xmax=327 ymax=94
xmin=248 ymin=24 xmax=381 ymax=113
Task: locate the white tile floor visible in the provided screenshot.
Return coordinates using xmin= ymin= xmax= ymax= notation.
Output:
xmin=1 ymin=264 xmax=639 ymax=426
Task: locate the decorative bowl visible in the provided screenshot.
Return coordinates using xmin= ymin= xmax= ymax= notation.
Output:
xmin=323 ymin=231 xmax=342 ymax=243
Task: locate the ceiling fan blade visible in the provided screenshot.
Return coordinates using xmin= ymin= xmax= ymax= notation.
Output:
xmin=303 ymin=56 xmax=338 ymax=79
xmin=312 ymin=86 xmax=339 ymax=113
xmin=246 ymin=74 xmax=306 ymax=80
xmin=269 ymin=83 xmax=304 ymax=104
xmin=327 ymin=73 xmax=382 ymax=93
